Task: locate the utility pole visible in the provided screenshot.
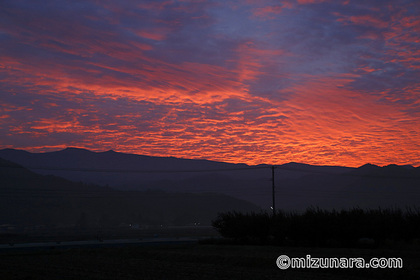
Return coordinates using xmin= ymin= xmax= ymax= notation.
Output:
xmin=271 ymin=165 xmax=276 ymax=216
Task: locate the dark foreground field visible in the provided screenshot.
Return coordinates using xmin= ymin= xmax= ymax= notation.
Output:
xmin=0 ymin=243 xmax=419 ymax=280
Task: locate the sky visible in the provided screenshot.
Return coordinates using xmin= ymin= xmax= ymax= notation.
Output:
xmin=0 ymin=0 xmax=419 ymax=167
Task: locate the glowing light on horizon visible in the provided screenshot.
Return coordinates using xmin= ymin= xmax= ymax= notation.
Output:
xmin=0 ymin=0 xmax=419 ymax=167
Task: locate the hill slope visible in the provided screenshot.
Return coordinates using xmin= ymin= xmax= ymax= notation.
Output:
xmin=0 ymin=157 xmax=259 ymax=228
xmin=1 ymin=148 xmax=419 ymax=211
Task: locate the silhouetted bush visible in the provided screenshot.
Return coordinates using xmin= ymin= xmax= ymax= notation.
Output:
xmin=212 ymin=207 xmax=420 ymax=247
xmin=212 ymin=211 xmax=271 ymax=244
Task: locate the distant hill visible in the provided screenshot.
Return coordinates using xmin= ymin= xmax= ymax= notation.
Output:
xmin=1 ymin=148 xmax=419 ymax=211
xmin=0 ymin=148 xmax=273 ymax=208
xmin=0 ymin=157 xmax=259 ymax=228
xmin=280 ymin=163 xmax=420 ymax=210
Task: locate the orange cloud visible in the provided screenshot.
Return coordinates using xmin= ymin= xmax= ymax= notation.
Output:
xmin=1 ymin=0 xmax=419 ymax=168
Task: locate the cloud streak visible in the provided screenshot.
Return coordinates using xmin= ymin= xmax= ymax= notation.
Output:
xmin=0 ymin=0 xmax=419 ymax=167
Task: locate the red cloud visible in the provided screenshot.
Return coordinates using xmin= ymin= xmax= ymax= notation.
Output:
xmin=1 ymin=0 xmax=419 ymax=167
xmin=252 ymin=6 xmax=283 ymax=19
xmin=134 ymin=28 xmax=170 ymax=41
xmin=297 ymin=0 xmax=328 ymax=4
xmin=336 ymin=14 xmax=389 ymax=29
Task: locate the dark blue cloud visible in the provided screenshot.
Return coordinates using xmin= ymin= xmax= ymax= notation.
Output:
xmin=0 ymin=0 xmax=419 ymax=166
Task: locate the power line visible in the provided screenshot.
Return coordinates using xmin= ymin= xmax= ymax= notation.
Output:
xmin=2 ymin=162 xmax=420 ymax=201
xmin=271 ymin=166 xmax=276 ymax=216
xmin=2 ymin=157 xmax=419 ymax=178
xmin=20 ymin=165 xmax=270 ymax=173
xmin=2 ymin=164 xmax=416 ymax=179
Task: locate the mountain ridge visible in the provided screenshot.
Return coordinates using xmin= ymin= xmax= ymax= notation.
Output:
xmin=0 ymin=157 xmax=259 ymax=227
xmin=2 ymin=147 xmax=416 ymax=169
xmin=1 ymin=148 xmax=419 ymax=211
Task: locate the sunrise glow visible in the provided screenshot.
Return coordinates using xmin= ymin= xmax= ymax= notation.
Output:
xmin=0 ymin=0 xmax=419 ymax=167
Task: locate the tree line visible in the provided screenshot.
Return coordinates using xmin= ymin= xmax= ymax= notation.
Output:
xmin=212 ymin=207 xmax=420 ymax=247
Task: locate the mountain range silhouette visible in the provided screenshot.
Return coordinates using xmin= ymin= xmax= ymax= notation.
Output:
xmin=1 ymin=148 xmax=419 ymax=212
xmin=0 ymin=156 xmax=258 ymax=227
